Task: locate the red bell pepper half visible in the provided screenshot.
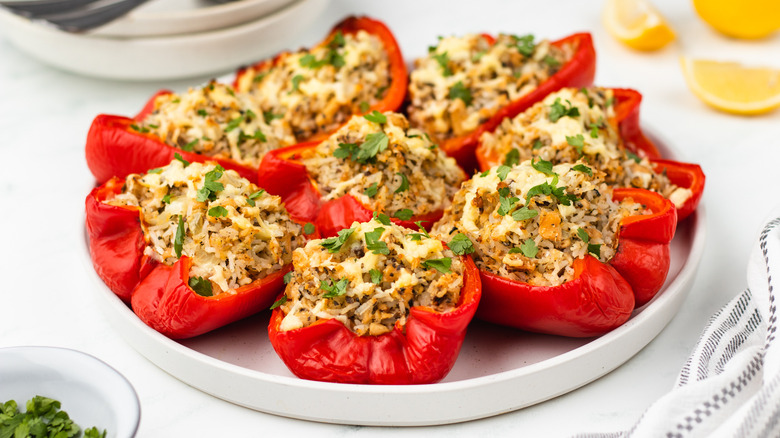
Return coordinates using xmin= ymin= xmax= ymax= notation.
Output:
xmin=85 ymin=177 xmax=290 ymax=339
xmin=256 ymin=142 xmax=446 ymax=237
xmin=438 ymin=32 xmax=596 ymax=173
xmin=85 ymin=91 xmax=259 ymax=185
xmin=268 ymin=254 xmax=482 ymax=384
xmin=476 ymin=188 xmax=676 ymax=337
xmin=234 ymin=15 xmax=408 ymax=144
xmin=475 ymin=87 xmax=705 ymax=222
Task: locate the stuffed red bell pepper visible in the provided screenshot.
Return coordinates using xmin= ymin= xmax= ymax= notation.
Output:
xmin=234 ymin=15 xmax=408 ymax=143
xmin=432 ymin=159 xmax=677 ymax=337
xmin=256 ymin=112 xmax=466 ymax=237
xmin=85 ymin=158 xmax=309 ymax=338
xmin=86 ymin=82 xmax=296 ymax=185
xmin=268 ymin=218 xmax=481 ymax=384
xmin=407 ymin=32 xmax=596 ymax=172
xmin=476 ymin=86 xmax=704 ymax=220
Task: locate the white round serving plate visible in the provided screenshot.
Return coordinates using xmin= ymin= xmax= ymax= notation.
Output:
xmin=81 ymin=129 xmax=706 ymax=426
xmin=0 ymin=0 xmax=329 ymax=81
xmin=92 ymin=0 xmax=297 ymax=38
xmin=0 ymin=346 xmax=140 ymax=437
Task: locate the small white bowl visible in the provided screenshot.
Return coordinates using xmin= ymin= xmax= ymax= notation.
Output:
xmin=0 ymin=346 xmax=140 ymax=438
xmin=0 ymin=0 xmax=329 ymax=81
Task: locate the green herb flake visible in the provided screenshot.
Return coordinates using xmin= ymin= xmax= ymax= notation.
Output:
xmin=321 ymin=277 xmax=348 ymax=298
xmin=174 ymin=152 xmax=190 ymax=167
xmin=577 ymin=228 xmax=590 ymax=243
xmin=531 ymin=157 xmax=556 ymax=176
xmin=369 ymin=269 xmax=382 ymax=284
xmin=129 ymin=124 xmax=150 ymax=133
xmin=197 ymin=109 xmax=208 ymax=117
xmin=162 ymin=194 xmax=171 ymax=204
xmin=182 ymin=139 xmax=198 ymax=152
xmin=480 ymin=170 xmax=490 ymax=177
xmin=290 ymin=74 xmax=304 ymax=93
xmin=224 ymin=115 xmax=244 ymax=133
xmin=263 ymin=110 xmax=284 ymax=123
xmin=188 ymin=277 xmax=213 ymax=297
xmin=320 ymin=227 xmax=355 ymax=253
xmin=432 ymin=51 xmax=452 ymax=76
xmin=283 ymin=271 xmax=293 ymax=284
xmin=253 ymin=72 xmax=267 ymax=83
xmin=208 ymin=206 xmax=228 ymax=218
xmin=422 ymin=257 xmax=452 ymax=274
xmin=548 ymin=98 xmax=580 ymax=122
xmin=520 ymin=238 xmax=538 ymax=258
xmin=449 ymin=233 xmax=474 ymax=255
xmin=504 ymin=148 xmax=520 ymax=167
xmin=303 ymin=222 xmax=315 ymax=235
xmin=364 ymin=227 xmax=389 ymax=255
xmin=394 ymin=172 xmax=409 ymax=193
xmin=496 ymin=165 xmax=512 ymax=181
xmin=605 ymin=96 xmax=615 ymax=107
xmin=449 ymin=81 xmax=473 ymax=106
xmin=566 ymin=134 xmax=585 ymax=154
xmin=393 ymin=209 xmax=413 ymax=221
xmin=197 ymin=165 xmax=225 ymax=202
xmin=246 ymin=189 xmax=265 ymax=206
xmin=359 ymin=101 xmax=370 ymax=113
xmin=511 ymin=206 xmax=539 ymax=221
xmin=147 ymin=167 xmax=163 ymax=174
xmin=498 ymin=192 xmax=520 ymax=216
xmin=375 ymin=86 xmax=387 ymax=99
xmin=333 ymin=142 xmax=359 ymax=160
xmin=588 ymin=243 xmax=601 ymax=258
xmin=543 ymin=54 xmax=560 ymax=67
xmin=373 ymin=211 xmax=392 ymax=226
xmin=363 ymin=110 xmax=387 ymax=124
xmin=363 ymin=182 xmax=379 ymax=198
xmin=533 ymin=139 xmax=544 ymax=150
xmin=508 ymin=247 xmax=524 ymax=254
xmin=626 ymin=149 xmax=642 ymax=163
xmin=174 ymin=216 xmax=185 ymax=258
xmin=0 ymin=396 xmax=106 ymax=438
xmin=355 ymin=132 xmax=389 ymax=163
xmin=472 ymin=50 xmax=487 ymax=62
xmin=510 ymin=34 xmax=535 ymax=57
xmin=270 ymin=295 xmax=287 ymax=309
xmin=572 ymin=164 xmax=593 ymax=176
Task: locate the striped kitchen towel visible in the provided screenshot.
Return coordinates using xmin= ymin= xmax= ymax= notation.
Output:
xmin=579 ymin=215 xmax=780 ymax=438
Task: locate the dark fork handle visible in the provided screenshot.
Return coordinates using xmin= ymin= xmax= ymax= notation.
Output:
xmin=0 ymin=0 xmax=102 ymax=16
xmin=38 ymin=0 xmax=148 ymax=32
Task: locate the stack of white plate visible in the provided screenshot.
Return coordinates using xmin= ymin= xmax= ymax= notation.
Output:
xmin=0 ymin=0 xmax=329 ymax=80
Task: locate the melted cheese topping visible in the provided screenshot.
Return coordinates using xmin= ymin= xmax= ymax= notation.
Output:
xmin=106 ymin=160 xmax=305 ymax=295
xmin=236 ymin=30 xmax=392 ymax=141
xmin=139 ymin=81 xmax=296 ymax=168
xmin=300 ymin=112 xmax=466 ymax=217
xmin=408 ymin=34 xmax=574 ymax=140
xmin=278 ymin=219 xmax=464 ymax=335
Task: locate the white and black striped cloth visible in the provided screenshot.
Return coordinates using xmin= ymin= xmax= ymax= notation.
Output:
xmin=579 ymin=216 xmax=780 ymax=438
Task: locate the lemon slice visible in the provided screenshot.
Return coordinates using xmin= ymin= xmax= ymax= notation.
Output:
xmin=693 ymin=0 xmax=780 ymax=40
xmin=603 ymin=0 xmax=675 ymax=51
xmin=680 ymin=57 xmax=780 ymax=115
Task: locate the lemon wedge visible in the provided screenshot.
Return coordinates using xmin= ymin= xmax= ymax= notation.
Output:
xmin=603 ymin=0 xmax=675 ymax=51
xmin=693 ymin=0 xmax=780 ymax=40
xmin=680 ymin=57 xmax=780 ymax=115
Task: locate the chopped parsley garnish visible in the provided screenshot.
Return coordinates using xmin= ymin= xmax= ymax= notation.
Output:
xmin=253 ymin=72 xmax=267 ymax=83
xmin=479 ymin=170 xmax=490 ymax=177
xmin=496 ymin=165 xmax=512 ymax=181
xmin=333 ymin=142 xmax=358 ymax=159
xmin=498 ymin=188 xmax=520 ymax=216
xmin=449 ymin=233 xmax=474 ymax=255
xmin=432 ymin=51 xmax=452 ymax=76
xmin=290 ymin=74 xmax=304 ymax=93
xmin=504 ymin=148 xmax=520 ymax=167
xmin=147 ymin=167 xmax=163 ymax=174
xmin=354 ymin=132 xmax=389 ymax=163
xmin=589 ymin=121 xmax=602 ymax=138
xmin=188 ymin=277 xmax=213 ymax=296
xmin=246 ymin=189 xmax=265 ymax=206
xmin=208 ymin=206 xmax=228 ymax=217
xmin=263 ymin=110 xmax=284 ymax=123
xmin=373 ymin=211 xmax=392 ymax=225
xmin=197 ymin=109 xmax=208 ymax=117
xmin=566 ymin=134 xmax=585 ymax=154
xmin=531 ymin=157 xmax=555 ymax=176
xmin=577 ymin=228 xmax=602 ymax=258
xmin=422 ymin=257 xmax=452 ymax=273
xmin=375 ymin=86 xmax=387 ymax=99
xmin=238 ymin=129 xmax=267 ymax=143
xmin=626 ymin=149 xmax=642 ymax=163
xmin=224 ymin=115 xmax=244 ymax=133
xmin=508 ymin=247 xmax=524 ymax=254
xmin=174 ymin=216 xmax=185 ymax=258
xmin=520 ymin=238 xmax=538 ymax=258
xmin=283 ymin=271 xmax=292 ymax=284
xmin=472 ymin=50 xmax=487 ymax=62
xmin=548 ymin=98 xmax=580 ymax=122
xmin=321 ymin=277 xmax=348 ymax=298
xmin=605 ymin=96 xmax=615 ymax=107
xmin=580 ymin=87 xmax=595 ymax=107
xmin=270 ymin=295 xmax=287 ymax=309
xmin=364 ymin=227 xmax=389 ymax=255
xmin=162 ymin=194 xmax=171 ymax=204
xmin=408 ymin=222 xmax=430 ymax=241
xmin=0 ymin=397 xmax=106 ymax=438
xmin=449 ymin=81 xmax=473 ymax=106
xmin=533 ymin=139 xmax=544 ymax=150
xmin=510 ymin=34 xmax=535 ymax=57
xmin=196 ymin=165 xmax=225 ymax=202
xmin=369 ymin=269 xmax=382 ymax=284
xmin=303 ymin=222 xmax=315 ymax=235
xmin=393 ymin=209 xmax=413 ymax=221
xmin=511 ymin=206 xmax=539 ymax=221
xmin=320 ymin=227 xmax=354 ymax=253
xmin=394 ymin=172 xmax=409 ymax=193
xmin=182 ymin=139 xmax=198 ymax=152
xmin=359 ymin=101 xmax=370 ymax=113
xmin=299 ymin=31 xmax=345 ymax=69
xmin=543 ymin=54 xmax=560 ymax=67
xmin=130 ymin=124 xmax=150 ymax=133
xmin=363 ymin=182 xmax=379 ymax=198
xmin=174 ymin=152 xmax=190 ymax=167
xmin=572 ymin=164 xmax=593 ymax=176
xmin=363 ymin=110 xmax=387 ymax=124
xmin=525 ymin=175 xmax=577 ymax=206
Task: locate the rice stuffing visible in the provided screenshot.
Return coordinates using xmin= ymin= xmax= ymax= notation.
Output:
xmin=277 ymin=219 xmax=465 ymax=336
xmin=105 ymin=159 xmax=305 ymax=296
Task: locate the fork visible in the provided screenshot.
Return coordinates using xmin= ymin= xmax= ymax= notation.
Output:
xmin=0 ymin=0 xmax=150 ymax=33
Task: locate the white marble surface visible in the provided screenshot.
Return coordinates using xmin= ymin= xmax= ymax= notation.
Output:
xmin=1 ymin=0 xmax=779 ymax=436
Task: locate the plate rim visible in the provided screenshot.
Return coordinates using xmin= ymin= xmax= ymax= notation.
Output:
xmin=80 ymin=125 xmax=706 ymax=425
